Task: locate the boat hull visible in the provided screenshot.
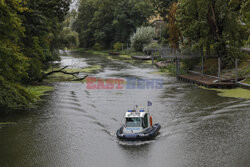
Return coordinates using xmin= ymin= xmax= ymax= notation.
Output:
xmin=116 ymin=123 xmax=161 ymax=141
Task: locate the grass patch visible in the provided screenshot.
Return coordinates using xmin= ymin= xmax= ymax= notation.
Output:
xmin=26 ymin=85 xmax=53 ymax=100
xmin=200 ymin=86 xmax=250 ymax=99
xmin=148 ymin=71 xmax=170 ymax=75
xmin=85 ymin=50 xmax=108 ymax=56
xmin=118 ymin=54 xmax=131 ymax=59
xmin=70 ymin=48 xmax=158 ymax=65
xmin=0 ymin=122 xmax=16 ymax=125
xmin=142 ymin=60 xmax=153 ymax=64
xmin=81 ymin=65 xmax=102 ymax=73
xmin=68 ymin=48 xmax=85 ymax=52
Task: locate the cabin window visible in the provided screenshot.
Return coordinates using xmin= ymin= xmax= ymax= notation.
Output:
xmin=143 ymin=114 xmax=148 ymax=128
xmin=126 ymin=118 xmax=142 ymax=127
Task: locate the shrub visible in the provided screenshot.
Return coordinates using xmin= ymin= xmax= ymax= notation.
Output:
xmin=182 ymin=57 xmax=200 ymax=70
xmin=143 ymin=41 xmax=162 ymax=54
xmin=92 ymin=42 xmax=104 ymax=51
xmin=0 ymin=76 xmax=35 ymax=110
xmin=130 ymin=26 xmax=155 ymax=52
xmin=222 ymin=46 xmax=243 ymax=68
xmin=113 ymin=42 xmax=123 ymax=51
xmin=204 ymin=58 xmax=218 ymax=75
xmin=59 ymin=27 xmax=79 ymax=49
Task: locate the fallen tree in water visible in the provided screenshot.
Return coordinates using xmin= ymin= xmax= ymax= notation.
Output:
xmin=40 ymin=66 xmax=88 ymax=82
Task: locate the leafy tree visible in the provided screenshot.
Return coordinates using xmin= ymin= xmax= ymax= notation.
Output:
xmin=59 ymin=27 xmax=79 ymax=49
xmin=0 ymin=0 xmax=33 ymax=109
xmin=72 ymin=0 xmax=97 ymax=48
xmin=151 ymin=0 xmax=177 ymax=20
xmin=73 ymin=0 xmax=154 ymax=48
xmin=0 ymin=0 xmax=71 ymax=109
xmin=177 ymin=0 xmax=248 ymax=66
xmin=167 ymin=2 xmax=182 ymax=52
xmin=21 ymin=0 xmax=71 ymax=81
xmin=113 ymin=0 xmax=154 ymax=42
xmin=0 ymin=0 xmax=28 ymax=82
xmin=130 ymin=26 xmax=155 ymax=51
xmin=240 ymin=0 xmax=250 ymax=45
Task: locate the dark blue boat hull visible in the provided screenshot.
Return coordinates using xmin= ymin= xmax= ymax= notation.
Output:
xmin=116 ymin=123 xmax=161 ymax=141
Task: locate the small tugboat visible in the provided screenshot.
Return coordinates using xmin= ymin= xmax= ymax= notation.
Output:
xmin=116 ymin=103 xmax=161 ymax=141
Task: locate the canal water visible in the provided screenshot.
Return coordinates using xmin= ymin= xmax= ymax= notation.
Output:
xmin=0 ymin=52 xmax=249 ymax=167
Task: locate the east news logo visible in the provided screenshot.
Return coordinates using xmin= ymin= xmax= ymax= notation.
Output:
xmin=86 ymin=77 xmax=163 ymax=89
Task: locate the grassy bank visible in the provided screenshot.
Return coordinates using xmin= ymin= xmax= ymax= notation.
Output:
xmin=26 ymin=85 xmax=54 ymax=101
xmin=81 ymin=49 xmax=152 ymax=65
xmin=0 ymin=80 xmax=53 ymax=111
xmin=70 ymin=48 xmax=184 ymax=75
xmin=200 ymin=86 xmax=250 ymax=99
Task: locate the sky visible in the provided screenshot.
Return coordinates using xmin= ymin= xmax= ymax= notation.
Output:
xmin=70 ymin=0 xmax=78 ymax=10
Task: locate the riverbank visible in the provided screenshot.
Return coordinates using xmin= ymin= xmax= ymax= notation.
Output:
xmin=68 ymin=49 xmax=250 ymax=99
xmin=69 ymin=48 xmax=152 ymax=65
xmin=200 ymin=86 xmax=250 ymax=99
xmin=0 ymin=83 xmax=53 ymax=113
xmin=26 ymin=85 xmax=54 ymax=101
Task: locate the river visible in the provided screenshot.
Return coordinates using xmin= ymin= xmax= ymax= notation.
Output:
xmin=0 ymin=52 xmax=249 ymax=167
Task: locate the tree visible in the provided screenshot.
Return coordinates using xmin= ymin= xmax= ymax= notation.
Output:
xmin=0 ymin=0 xmax=71 ymax=109
xmin=59 ymin=27 xmax=79 ymax=49
xmin=73 ymin=0 xmax=154 ymax=48
xmin=130 ymin=26 xmax=155 ymax=51
xmin=72 ymin=0 xmax=97 ymax=48
xmin=21 ymin=0 xmax=71 ymax=81
xmin=167 ymin=2 xmax=182 ymax=52
xmin=177 ymin=0 xmax=248 ymax=66
xmin=151 ymin=0 xmax=177 ymax=20
xmin=0 ymin=0 xmax=28 ymax=82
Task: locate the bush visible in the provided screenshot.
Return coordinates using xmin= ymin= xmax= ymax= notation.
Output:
xmin=204 ymin=58 xmax=218 ymax=75
xmin=113 ymin=42 xmax=123 ymax=51
xmin=92 ymin=42 xmax=104 ymax=51
xmin=182 ymin=57 xmax=200 ymax=70
xmin=143 ymin=41 xmax=162 ymax=54
xmin=0 ymin=76 xmax=35 ymax=110
xmin=222 ymin=46 xmax=243 ymax=68
xmin=130 ymin=26 xmax=155 ymax=52
xmin=59 ymin=27 xmax=79 ymax=49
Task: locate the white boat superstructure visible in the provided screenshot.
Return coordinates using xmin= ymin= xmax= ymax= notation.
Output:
xmin=123 ymin=106 xmax=152 ymax=134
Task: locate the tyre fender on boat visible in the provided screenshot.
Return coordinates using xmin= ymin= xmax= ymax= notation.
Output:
xmin=150 ymin=116 xmax=153 ymax=126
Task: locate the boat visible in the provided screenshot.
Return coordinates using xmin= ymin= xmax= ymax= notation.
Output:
xmin=109 ymin=52 xmax=120 ymax=55
xmin=131 ymin=55 xmax=161 ymax=60
xmin=116 ymin=105 xmax=161 ymax=141
xmin=131 ymin=55 xmax=152 ymax=60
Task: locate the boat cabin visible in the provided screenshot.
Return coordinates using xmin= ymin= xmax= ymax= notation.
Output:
xmin=123 ymin=106 xmax=152 ymax=133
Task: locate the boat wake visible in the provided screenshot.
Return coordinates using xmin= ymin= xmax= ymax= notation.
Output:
xmin=116 ymin=139 xmax=156 ymax=146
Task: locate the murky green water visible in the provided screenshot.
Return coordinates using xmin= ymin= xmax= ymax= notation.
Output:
xmin=0 ymin=52 xmax=250 ymax=167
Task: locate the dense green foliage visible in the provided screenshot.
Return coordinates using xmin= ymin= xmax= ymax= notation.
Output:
xmin=130 ymin=26 xmax=155 ymax=51
xmin=0 ymin=76 xmax=34 ymax=109
xmin=143 ymin=41 xmax=161 ymax=54
xmin=177 ymin=0 xmax=248 ymax=66
xmin=0 ymin=0 xmax=71 ymax=109
xmin=167 ymin=2 xmax=182 ymax=52
xmin=113 ymin=42 xmax=123 ymax=51
xmin=59 ymin=27 xmax=79 ymax=49
xmin=151 ymin=0 xmax=177 ymax=20
xmin=59 ymin=10 xmax=79 ymax=49
xmin=73 ymin=0 xmax=154 ymax=48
